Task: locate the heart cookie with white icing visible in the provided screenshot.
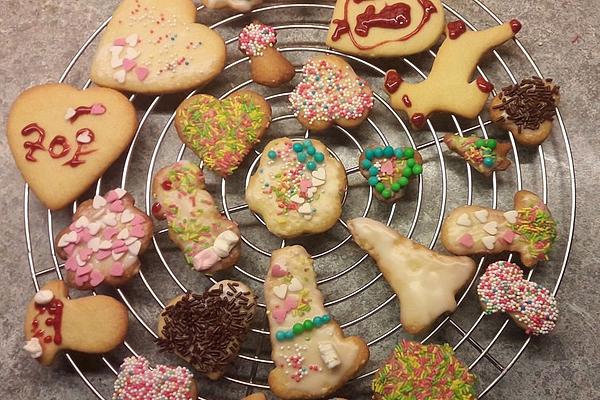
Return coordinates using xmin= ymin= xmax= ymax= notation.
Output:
xmin=7 ymin=84 xmax=137 ymax=210
xmin=90 ymin=0 xmax=226 ymax=94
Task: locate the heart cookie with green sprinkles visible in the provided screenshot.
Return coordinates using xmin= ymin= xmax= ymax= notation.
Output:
xmin=175 ymin=90 xmax=272 ymax=176
xmin=359 ymin=145 xmax=423 ymax=203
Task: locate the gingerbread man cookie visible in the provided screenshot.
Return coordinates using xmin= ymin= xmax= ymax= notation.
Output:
xmin=478 ymin=261 xmax=558 ymax=335
xmin=55 ymin=188 xmax=153 ymax=290
xmin=157 ymin=280 xmax=257 ymax=380
xmin=443 ymin=134 xmax=511 ymax=176
xmin=23 ymin=280 xmax=128 ymax=366
xmin=384 ymin=19 xmax=522 ymax=129
xmin=441 ymin=190 xmax=557 ymax=267
xmin=112 ymin=356 xmax=198 ymax=400
xmin=348 ymin=218 xmax=476 ymax=334
xmin=289 ymin=55 xmax=374 ymax=131
xmin=91 ymin=0 xmax=226 ymax=95
xmin=246 ymin=138 xmax=347 ymax=239
xmin=490 ymin=77 xmax=560 ymax=146
xmin=7 ymin=83 xmax=137 ymax=210
xmin=239 ymin=22 xmax=295 ymax=87
xmin=152 ymin=161 xmax=241 ymax=273
xmin=327 ymin=0 xmax=445 ymax=57
xmin=359 ymin=145 xmax=423 ymax=203
xmin=174 ymin=91 xmax=272 ymax=177
xmin=266 ymin=246 xmax=369 ymax=400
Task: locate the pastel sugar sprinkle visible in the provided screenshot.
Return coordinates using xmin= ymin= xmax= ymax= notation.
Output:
xmin=239 ymin=22 xmax=277 ymax=57
xmin=112 ymin=356 xmax=194 ymax=400
xmin=372 ymin=340 xmax=477 ymax=400
xmin=477 ymin=261 xmax=558 ymax=335
xmin=509 ymin=205 xmax=557 ymax=261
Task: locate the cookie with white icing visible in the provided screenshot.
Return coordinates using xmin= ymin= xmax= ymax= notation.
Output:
xmin=157 ymin=280 xmax=257 ymax=380
xmin=152 ymin=161 xmax=241 ymax=273
xmin=246 ymin=138 xmax=347 ymax=238
xmin=348 ymin=218 xmax=476 ymax=334
xmin=441 ymin=190 xmax=557 ymax=267
xmin=23 ymin=280 xmax=128 ymax=366
xmin=265 ymin=246 xmax=369 ymax=400
xmin=55 ymin=188 xmax=153 ymax=290
xmin=91 ymin=0 xmax=226 ymax=94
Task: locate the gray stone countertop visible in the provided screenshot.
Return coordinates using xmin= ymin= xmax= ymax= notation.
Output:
xmin=0 ymin=1 xmax=598 ymax=399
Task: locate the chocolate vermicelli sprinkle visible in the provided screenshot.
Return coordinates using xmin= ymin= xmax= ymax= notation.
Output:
xmin=492 ymin=76 xmax=559 ymax=133
xmin=156 ymin=286 xmax=256 ymax=374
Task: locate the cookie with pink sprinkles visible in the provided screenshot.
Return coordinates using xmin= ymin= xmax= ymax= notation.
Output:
xmin=477 ymin=260 xmax=558 ymax=335
xmin=112 ymin=356 xmax=198 ymax=400
xmin=289 ymin=55 xmax=374 ymax=131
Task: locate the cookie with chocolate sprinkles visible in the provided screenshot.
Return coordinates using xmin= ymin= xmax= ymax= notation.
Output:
xmin=490 ymin=76 xmax=560 ymax=146
xmin=156 ymin=280 xmax=257 ymax=380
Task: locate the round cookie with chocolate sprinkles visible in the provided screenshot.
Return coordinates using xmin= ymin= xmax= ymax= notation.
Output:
xmin=490 ymin=76 xmax=560 ymax=146
xmin=372 ymin=340 xmax=477 ymax=400
xmin=156 ymin=280 xmax=257 ymax=380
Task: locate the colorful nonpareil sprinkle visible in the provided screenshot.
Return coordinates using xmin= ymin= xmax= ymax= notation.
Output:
xmin=510 ymin=205 xmax=557 ymax=260
xmin=239 ymin=22 xmax=277 ymax=57
xmin=112 ymin=356 xmax=195 ymax=400
xmin=478 ymin=261 xmax=558 ymax=335
xmin=289 ymin=58 xmax=373 ymax=124
xmin=372 ymin=340 xmax=477 ymax=400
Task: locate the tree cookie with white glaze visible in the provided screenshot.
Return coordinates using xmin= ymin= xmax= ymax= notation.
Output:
xmin=7 ymin=83 xmax=137 ymax=210
xmin=348 ymin=218 xmax=476 ymax=334
xmin=152 ymin=161 xmax=241 ymax=273
xmin=246 ymin=138 xmax=347 ymax=239
xmin=23 ymin=280 xmax=128 ymax=366
xmin=91 ymin=0 xmax=226 ymax=95
xmin=441 ymin=190 xmax=557 ymax=267
xmin=326 ymin=0 xmax=445 ymax=57
xmin=157 ymin=280 xmax=257 ymax=380
xmin=265 ymin=246 xmax=369 ymax=400
xmin=443 ymin=134 xmax=511 ymax=176
xmin=55 ymin=188 xmax=153 ymax=290
xmin=289 ymin=55 xmax=374 ymax=131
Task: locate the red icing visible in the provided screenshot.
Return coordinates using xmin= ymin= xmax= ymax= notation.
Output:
xmin=21 ymin=123 xmax=46 ymax=161
xmin=402 ymin=94 xmax=412 ymax=107
xmin=151 ymin=201 xmax=162 ymax=218
xmin=161 ymin=180 xmax=172 ymax=190
xmin=48 ymin=136 xmax=71 ymax=159
xmin=31 ymin=299 xmax=64 ymax=346
xmin=69 ymin=106 xmax=92 ymax=123
xmin=63 ymin=129 xmax=96 ymax=167
xmin=411 ymin=113 xmax=426 ymax=128
xmin=509 ymin=19 xmax=522 ymax=34
xmin=384 ymin=70 xmax=402 ymax=94
xmin=447 ymin=20 xmax=467 ymax=39
xmin=476 ymin=76 xmax=494 ymax=93
xmin=331 ymin=19 xmax=351 ymax=41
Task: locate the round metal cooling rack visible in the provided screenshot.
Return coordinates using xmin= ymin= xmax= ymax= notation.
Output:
xmin=22 ymin=1 xmax=576 ymax=399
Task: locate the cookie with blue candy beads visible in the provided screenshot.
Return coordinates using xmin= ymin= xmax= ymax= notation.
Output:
xmin=444 ymin=133 xmax=511 ymax=176
xmin=358 ymin=145 xmax=423 ymax=203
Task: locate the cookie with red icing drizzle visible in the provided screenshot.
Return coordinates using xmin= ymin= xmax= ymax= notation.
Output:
xmin=23 ymin=280 xmax=128 ymax=366
xmin=478 ymin=261 xmax=558 ymax=335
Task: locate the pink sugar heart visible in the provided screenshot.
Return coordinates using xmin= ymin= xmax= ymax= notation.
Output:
xmin=64 ymin=243 xmax=76 ymax=256
xmin=113 ymin=37 xmax=127 ymax=46
xmin=69 ymin=222 xmax=83 ymax=232
xmin=65 ymin=256 xmax=79 ymax=272
xmin=77 ymin=228 xmax=92 ymax=243
xmin=299 ymin=179 xmax=312 ymax=193
xmin=90 ymin=103 xmax=106 ymax=115
xmin=96 ymin=250 xmax=112 ymax=261
xmin=105 ymin=191 xmax=119 ymax=203
xmin=284 ymin=294 xmax=299 ymax=310
xmin=79 ymin=248 xmax=93 ymax=261
xmin=103 ymin=226 xmax=119 ymax=240
xmin=76 ymin=265 xmax=93 ymax=277
xmin=271 ymin=264 xmax=288 ymax=278
xmin=131 ymin=215 xmax=146 ymax=226
xmin=192 ymin=248 xmax=220 ymax=271
xmin=458 ymin=233 xmax=474 ymax=248
xmin=272 ymin=307 xmax=288 ymax=324
xmin=113 ymin=245 xmax=129 ymax=254
xmin=130 ymin=225 xmax=145 ymax=238
xmin=112 ymin=239 xmax=126 ymax=249
xmin=135 ymin=67 xmax=149 ymax=81
xmin=122 ymin=58 xmax=137 ymax=72
xmin=75 ymin=273 xmax=90 ymax=287
xmin=380 ymin=160 xmax=395 ymax=175
xmin=89 ymin=270 xmax=105 ymax=287
xmin=110 ymin=262 xmax=125 ymax=277
xmin=502 ymin=230 xmax=517 ymax=244
xmin=109 ymin=200 xmax=125 ymax=213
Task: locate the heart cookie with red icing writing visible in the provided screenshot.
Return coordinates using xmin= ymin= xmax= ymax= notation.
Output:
xmin=7 ymin=84 xmax=137 ymax=210
xmin=174 ymin=90 xmax=272 ymax=176
xmin=90 ymin=0 xmax=226 ymax=95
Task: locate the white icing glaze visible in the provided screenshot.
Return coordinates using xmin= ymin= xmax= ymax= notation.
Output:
xmin=23 ymin=338 xmax=43 ymax=359
xmin=33 ymin=289 xmax=54 ymax=305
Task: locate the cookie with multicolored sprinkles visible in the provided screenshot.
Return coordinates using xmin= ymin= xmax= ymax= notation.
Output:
xmin=443 ymin=134 xmax=511 ymax=176
xmin=175 ymin=90 xmax=272 ymax=177
xmin=372 ymin=340 xmax=477 ymax=400
xmin=478 ymin=261 xmax=558 ymax=335
xmin=157 ymin=280 xmax=257 ymax=380
xmin=239 ymin=22 xmax=295 ymax=88
xmin=246 ymin=137 xmax=347 ymax=238
xmin=359 ymin=145 xmax=423 ymax=203
xmin=289 ymin=55 xmax=374 ymax=131
xmin=112 ymin=356 xmax=198 ymax=400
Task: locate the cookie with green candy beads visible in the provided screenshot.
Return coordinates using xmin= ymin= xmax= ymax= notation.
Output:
xmin=358 ymin=145 xmax=423 ymax=203
xmin=372 ymin=340 xmax=477 ymax=400
xmin=443 ymin=133 xmax=511 ymax=176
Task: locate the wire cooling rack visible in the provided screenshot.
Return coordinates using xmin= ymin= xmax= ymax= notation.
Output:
xmin=22 ymin=1 xmax=576 ymax=399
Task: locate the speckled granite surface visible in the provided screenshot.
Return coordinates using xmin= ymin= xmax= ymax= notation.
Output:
xmin=0 ymin=1 xmax=598 ymax=399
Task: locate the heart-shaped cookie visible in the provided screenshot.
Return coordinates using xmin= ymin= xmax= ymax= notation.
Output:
xmin=90 ymin=0 xmax=226 ymax=94
xmin=7 ymin=84 xmax=137 ymax=210
xmin=175 ymin=91 xmax=272 ymax=176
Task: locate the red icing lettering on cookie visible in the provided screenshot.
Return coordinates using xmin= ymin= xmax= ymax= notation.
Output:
xmin=68 ymin=104 xmax=106 ymax=123
xmin=21 ymin=123 xmax=46 ymax=161
xmin=62 ymin=129 xmax=97 ymax=167
xmin=411 ymin=113 xmax=426 ymax=128
xmin=510 ymin=19 xmax=522 ymax=34
xmin=476 ymin=76 xmax=494 ymax=93
xmin=31 ymin=299 xmax=64 ymax=345
xmin=331 ymin=19 xmax=351 ymax=41
xmin=402 ymin=94 xmax=412 ymax=107
xmin=384 ymin=70 xmax=403 ymax=94
xmin=447 ymin=20 xmax=467 ymax=39
xmin=48 ymin=136 xmax=71 ymax=159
